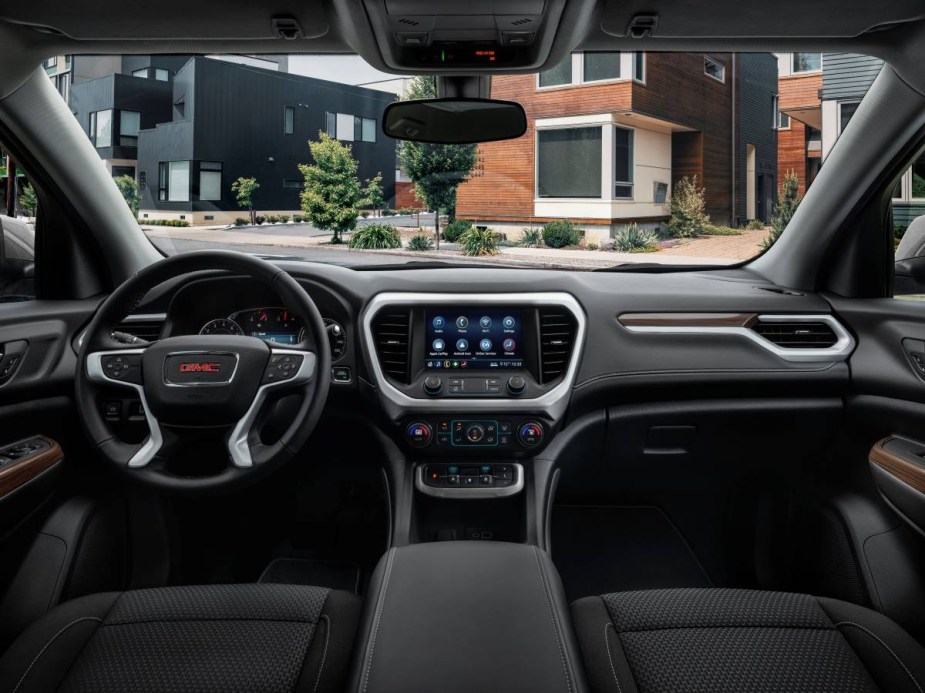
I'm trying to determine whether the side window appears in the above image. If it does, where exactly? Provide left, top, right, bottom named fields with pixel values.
left=0, top=159, right=36, bottom=302
left=893, top=150, right=925, bottom=299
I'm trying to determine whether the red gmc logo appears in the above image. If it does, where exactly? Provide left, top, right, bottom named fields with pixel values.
left=178, top=362, right=222, bottom=373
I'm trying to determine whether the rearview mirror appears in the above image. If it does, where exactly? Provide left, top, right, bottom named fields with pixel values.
left=383, top=98, right=527, bottom=144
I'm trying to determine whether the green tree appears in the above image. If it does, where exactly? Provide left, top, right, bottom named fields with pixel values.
left=232, top=177, right=260, bottom=224
left=763, top=170, right=802, bottom=250
left=665, top=176, right=710, bottom=238
left=362, top=172, right=386, bottom=217
left=18, top=183, right=37, bottom=217
left=113, top=175, right=139, bottom=217
left=299, top=132, right=362, bottom=244
left=397, top=76, right=478, bottom=248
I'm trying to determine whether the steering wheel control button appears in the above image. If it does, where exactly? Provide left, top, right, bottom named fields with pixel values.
left=262, top=353, right=305, bottom=384
left=101, top=353, right=143, bottom=384
left=517, top=421, right=544, bottom=448
left=406, top=422, right=433, bottom=448
left=423, top=376, right=443, bottom=395
left=507, top=376, right=526, bottom=395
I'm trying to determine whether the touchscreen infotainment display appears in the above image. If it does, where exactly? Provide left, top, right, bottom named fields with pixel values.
left=425, top=308, right=523, bottom=370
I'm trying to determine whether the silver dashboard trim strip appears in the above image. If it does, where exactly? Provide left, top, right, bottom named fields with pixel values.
left=414, top=463, right=525, bottom=499
left=360, top=292, right=586, bottom=418
left=621, top=314, right=855, bottom=363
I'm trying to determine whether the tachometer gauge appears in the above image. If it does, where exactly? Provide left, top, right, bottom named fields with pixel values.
left=199, top=318, right=243, bottom=336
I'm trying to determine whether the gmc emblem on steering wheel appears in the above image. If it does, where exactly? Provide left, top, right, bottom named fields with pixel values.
left=179, top=362, right=222, bottom=373
left=164, top=352, right=239, bottom=386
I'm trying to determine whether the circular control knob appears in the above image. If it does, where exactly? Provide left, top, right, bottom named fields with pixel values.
left=517, top=421, right=544, bottom=448
left=405, top=422, right=433, bottom=448
left=507, top=376, right=526, bottom=395
left=466, top=424, right=485, bottom=443
left=423, top=376, right=443, bottom=396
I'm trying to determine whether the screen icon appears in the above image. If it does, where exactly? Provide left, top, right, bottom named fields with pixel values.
left=456, top=316, right=469, bottom=329
left=456, top=339, right=469, bottom=351
left=432, top=339, right=445, bottom=351
left=502, top=316, right=516, bottom=329
left=479, top=316, right=492, bottom=328
left=503, top=338, right=516, bottom=352
left=432, top=316, right=445, bottom=329
left=480, top=338, right=493, bottom=351
left=452, top=361, right=460, bottom=368
left=443, top=360, right=451, bottom=368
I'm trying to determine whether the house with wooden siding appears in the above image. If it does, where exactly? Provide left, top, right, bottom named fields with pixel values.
left=775, top=53, right=823, bottom=196
left=455, top=52, right=778, bottom=243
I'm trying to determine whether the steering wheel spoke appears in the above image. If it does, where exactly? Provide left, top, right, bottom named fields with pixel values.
left=227, top=348, right=317, bottom=468
left=86, top=348, right=164, bottom=468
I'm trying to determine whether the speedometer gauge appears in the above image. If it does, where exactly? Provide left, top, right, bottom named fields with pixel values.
left=199, top=318, right=243, bottom=336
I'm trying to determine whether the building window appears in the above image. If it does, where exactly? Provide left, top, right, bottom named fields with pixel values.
left=154, top=68, right=169, bottom=82
left=355, top=117, right=377, bottom=143
left=56, top=73, right=70, bottom=102
left=654, top=182, right=669, bottom=204
left=614, top=126, right=634, bottom=199
left=538, top=57, right=573, bottom=88
left=132, top=68, right=148, bottom=79
left=704, top=56, right=726, bottom=83
left=792, top=53, right=822, bottom=73
left=537, top=127, right=602, bottom=198
left=772, top=95, right=791, bottom=129
left=159, top=161, right=190, bottom=202
left=199, top=162, right=222, bottom=201
left=43, top=57, right=57, bottom=71
left=112, top=165, right=135, bottom=179
left=583, top=52, right=621, bottom=83
left=633, top=52, right=645, bottom=82
left=284, top=106, right=294, bottom=135
left=119, top=110, right=141, bottom=147
left=325, top=112, right=336, bottom=137
left=839, top=101, right=860, bottom=134
left=912, top=154, right=925, bottom=200
left=283, top=179, right=305, bottom=190
left=89, top=109, right=113, bottom=148
left=336, top=113, right=355, bottom=141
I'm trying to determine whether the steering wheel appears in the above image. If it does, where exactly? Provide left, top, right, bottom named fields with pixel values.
left=76, top=250, right=331, bottom=493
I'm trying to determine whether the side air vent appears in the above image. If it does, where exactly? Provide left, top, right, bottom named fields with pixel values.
left=510, top=17, right=533, bottom=25
left=372, top=309, right=411, bottom=383
left=751, top=321, right=838, bottom=348
left=114, top=315, right=165, bottom=342
left=539, top=309, right=577, bottom=383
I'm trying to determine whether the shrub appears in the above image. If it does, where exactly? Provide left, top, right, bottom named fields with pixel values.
left=265, top=214, right=279, bottom=224
left=459, top=227, right=499, bottom=256
left=746, top=219, right=765, bottom=230
left=542, top=220, right=581, bottom=248
left=763, top=170, right=802, bottom=250
left=348, top=223, right=401, bottom=249
left=520, top=227, right=543, bottom=247
left=587, top=242, right=599, bottom=251
left=234, top=218, right=248, bottom=226
left=666, top=176, right=710, bottom=238
left=254, top=215, right=266, bottom=225
left=704, top=224, right=743, bottom=236
left=407, top=233, right=434, bottom=251
left=292, top=214, right=303, bottom=223
left=613, top=224, right=659, bottom=252
left=443, top=219, right=473, bottom=243
left=895, top=224, right=908, bottom=241
left=279, top=214, right=290, bottom=223
left=360, top=210, right=370, bottom=218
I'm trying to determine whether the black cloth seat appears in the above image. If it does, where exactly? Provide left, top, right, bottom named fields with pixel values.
left=0, top=583, right=361, bottom=693
left=572, top=587, right=925, bottom=693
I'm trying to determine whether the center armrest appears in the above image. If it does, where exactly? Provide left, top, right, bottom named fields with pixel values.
left=350, top=541, right=587, bottom=693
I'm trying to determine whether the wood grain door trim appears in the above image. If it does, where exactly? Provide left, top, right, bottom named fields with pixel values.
left=618, top=313, right=758, bottom=328
left=869, top=437, right=925, bottom=494
left=0, top=437, right=63, bottom=499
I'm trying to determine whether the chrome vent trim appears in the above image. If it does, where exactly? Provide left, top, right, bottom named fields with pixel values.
left=751, top=321, right=838, bottom=348
left=114, top=313, right=166, bottom=342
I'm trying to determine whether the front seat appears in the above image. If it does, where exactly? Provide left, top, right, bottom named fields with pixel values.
left=571, top=588, right=925, bottom=692
left=0, top=583, right=360, bottom=693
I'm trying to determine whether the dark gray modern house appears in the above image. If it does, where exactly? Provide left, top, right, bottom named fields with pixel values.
left=735, top=53, right=779, bottom=226
left=59, top=55, right=397, bottom=224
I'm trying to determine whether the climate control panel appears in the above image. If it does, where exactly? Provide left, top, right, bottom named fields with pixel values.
left=403, top=417, right=547, bottom=454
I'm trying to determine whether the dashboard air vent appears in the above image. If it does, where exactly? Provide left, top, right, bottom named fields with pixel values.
left=539, top=309, right=577, bottom=383
left=113, top=315, right=165, bottom=342
left=751, top=321, right=838, bottom=348
left=372, top=309, right=411, bottom=382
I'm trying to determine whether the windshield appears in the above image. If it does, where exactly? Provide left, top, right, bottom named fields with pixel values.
left=40, top=51, right=881, bottom=269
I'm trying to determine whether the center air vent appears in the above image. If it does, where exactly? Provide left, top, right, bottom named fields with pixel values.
left=114, top=315, right=165, bottom=342
left=751, top=321, right=838, bottom=348
left=372, top=309, right=411, bottom=383
left=539, top=309, right=577, bottom=383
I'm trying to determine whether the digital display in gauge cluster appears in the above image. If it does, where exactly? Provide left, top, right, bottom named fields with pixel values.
left=230, top=308, right=304, bottom=345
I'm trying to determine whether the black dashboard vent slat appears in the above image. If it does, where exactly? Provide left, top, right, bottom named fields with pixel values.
left=751, top=321, right=838, bottom=348
left=372, top=309, right=411, bottom=383
left=114, top=317, right=164, bottom=342
left=539, top=309, right=577, bottom=383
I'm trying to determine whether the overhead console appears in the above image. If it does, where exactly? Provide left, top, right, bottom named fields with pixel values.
left=357, top=0, right=569, bottom=71
left=361, top=292, right=585, bottom=455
